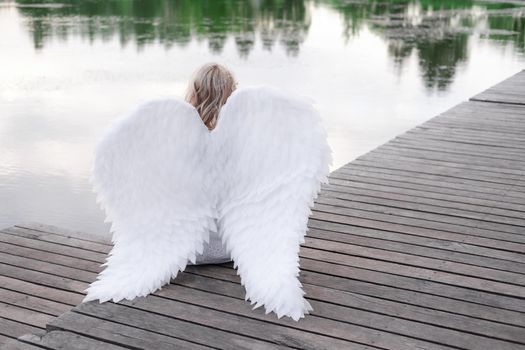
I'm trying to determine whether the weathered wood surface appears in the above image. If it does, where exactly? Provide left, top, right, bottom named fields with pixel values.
left=471, top=69, right=525, bottom=105
left=1, top=70, right=525, bottom=349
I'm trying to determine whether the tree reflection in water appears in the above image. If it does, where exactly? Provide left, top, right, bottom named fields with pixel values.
left=15, top=0, right=311, bottom=57
left=13, top=0, right=525, bottom=90
left=322, top=0, right=525, bottom=90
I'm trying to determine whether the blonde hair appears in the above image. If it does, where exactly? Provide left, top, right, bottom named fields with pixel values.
left=185, top=63, right=237, bottom=130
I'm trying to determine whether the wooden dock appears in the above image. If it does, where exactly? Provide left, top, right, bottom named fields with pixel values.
left=1, top=70, right=525, bottom=349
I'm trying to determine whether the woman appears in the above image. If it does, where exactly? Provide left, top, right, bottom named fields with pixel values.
left=84, top=62, right=332, bottom=321
left=185, top=63, right=237, bottom=264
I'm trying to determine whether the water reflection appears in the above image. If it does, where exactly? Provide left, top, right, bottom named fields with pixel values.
left=323, top=0, right=525, bottom=90
left=13, top=0, right=525, bottom=90
left=15, top=0, right=311, bottom=57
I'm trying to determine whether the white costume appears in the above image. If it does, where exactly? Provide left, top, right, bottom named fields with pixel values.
left=83, top=86, right=332, bottom=321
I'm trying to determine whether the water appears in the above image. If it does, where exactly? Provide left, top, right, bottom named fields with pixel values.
left=1, top=0, right=524, bottom=236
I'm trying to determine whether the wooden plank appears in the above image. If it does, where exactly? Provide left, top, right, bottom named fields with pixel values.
left=403, top=129, right=525, bottom=150
left=312, top=203, right=525, bottom=247
left=416, top=121, right=525, bottom=141
left=6, top=231, right=520, bottom=334
left=79, top=298, right=365, bottom=350
left=436, top=115, right=525, bottom=128
left=334, top=167, right=525, bottom=203
left=328, top=175, right=525, bottom=219
left=472, top=93, right=525, bottom=105
left=372, top=146, right=525, bottom=172
left=371, top=148, right=523, bottom=176
left=0, top=338, right=44, bottom=350
left=15, top=222, right=111, bottom=246
left=472, top=94, right=525, bottom=105
left=398, top=131, right=525, bottom=153
left=15, top=219, right=525, bottom=297
left=188, top=265, right=525, bottom=328
left=382, top=144, right=525, bottom=174
left=170, top=272, right=525, bottom=348
left=16, top=216, right=515, bottom=281
left=419, top=111, right=525, bottom=129
left=311, top=210, right=525, bottom=254
left=0, top=276, right=80, bottom=306
left=317, top=190, right=525, bottom=231
left=360, top=153, right=525, bottom=184
left=0, top=240, right=102, bottom=274
left=322, top=179, right=525, bottom=214
left=333, top=162, right=525, bottom=197
left=424, top=103, right=525, bottom=132
left=0, top=251, right=97, bottom=283
left=327, top=174, right=525, bottom=208
left=442, top=100, right=525, bottom=121
left=403, top=102, right=525, bottom=138
left=9, top=223, right=524, bottom=346
left=0, top=262, right=87, bottom=295
left=7, top=224, right=525, bottom=306
left=0, top=318, right=39, bottom=341
left=368, top=144, right=525, bottom=173
left=0, top=302, right=53, bottom=329
left=388, top=138, right=525, bottom=165
left=360, top=151, right=525, bottom=178
left=299, top=258, right=525, bottom=312
left=19, top=330, right=128, bottom=350
left=158, top=283, right=520, bottom=350
left=71, top=302, right=291, bottom=350
left=0, top=237, right=466, bottom=346
left=429, top=104, right=525, bottom=122
left=5, top=225, right=111, bottom=253
left=0, top=231, right=106, bottom=263
left=315, top=193, right=525, bottom=237
left=0, top=289, right=69, bottom=316
left=0, top=242, right=388, bottom=348
left=348, top=158, right=525, bottom=192
left=472, top=70, right=525, bottom=104
left=48, top=311, right=214, bottom=350
left=330, top=170, right=525, bottom=208
left=322, top=182, right=525, bottom=223
left=124, top=292, right=445, bottom=349
left=300, top=249, right=525, bottom=299
left=0, top=335, right=13, bottom=347
left=303, top=237, right=525, bottom=286
left=306, top=227, right=525, bottom=274
left=425, top=119, right=525, bottom=136
left=11, top=212, right=525, bottom=284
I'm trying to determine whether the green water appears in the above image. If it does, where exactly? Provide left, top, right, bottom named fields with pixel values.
left=1, top=0, right=524, bottom=235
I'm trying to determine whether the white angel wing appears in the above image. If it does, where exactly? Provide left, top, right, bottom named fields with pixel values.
left=83, top=98, right=217, bottom=303
left=213, top=87, right=332, bottom=321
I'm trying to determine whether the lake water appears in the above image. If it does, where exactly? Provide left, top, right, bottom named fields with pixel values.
left=1, top=0, right=524, bottom=236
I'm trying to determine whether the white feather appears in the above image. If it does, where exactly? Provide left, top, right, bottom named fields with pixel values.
left=213, top=87, right=332, bottom=321
left=84, top=87, right=332, bottom=321
left=83, top=98, right=216, bottom=303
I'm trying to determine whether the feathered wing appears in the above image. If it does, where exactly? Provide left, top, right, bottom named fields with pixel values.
left=213, top=87, right=333, bottom=321
left=83, top=98, right=216, bottom=303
